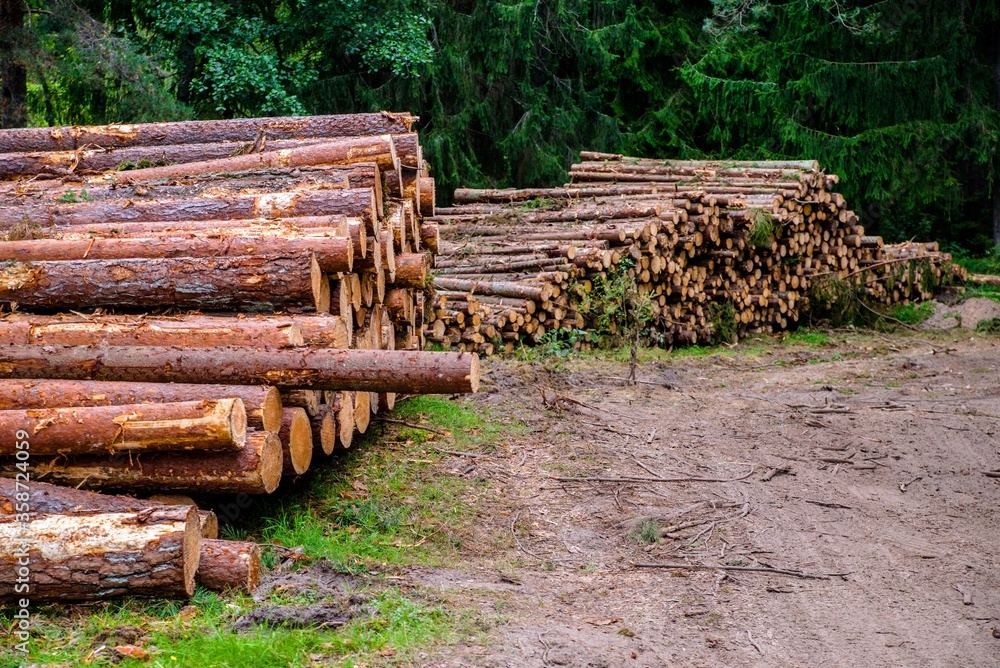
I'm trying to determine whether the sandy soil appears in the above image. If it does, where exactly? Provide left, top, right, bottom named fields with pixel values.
left=416, top=332, right=1000, bottom=667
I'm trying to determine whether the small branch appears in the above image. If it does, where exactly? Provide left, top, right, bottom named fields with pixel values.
left=554, top=466, right=756, bottom=485
left=633, top=562, right=845, bottom=580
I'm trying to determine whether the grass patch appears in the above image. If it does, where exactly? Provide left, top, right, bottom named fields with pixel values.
left=628, top=519, right=660, bottom=545
left=887, top=301, right=934, bottom=325
left=783, top=330, right=830, bottom=346
left=2, top=395, right=519, bottom=667
left=974, top=318, right=1000, bottom=334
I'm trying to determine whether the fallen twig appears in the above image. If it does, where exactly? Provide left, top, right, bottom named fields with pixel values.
left=633, top=562, right=845, bottom=580
left=760, top=467, right=790, bottom=482
left=805, top=499, right=852, bottom=509
left=553, top=467, right=756, bottom=485
left=747, top=630, right=763, bottom=654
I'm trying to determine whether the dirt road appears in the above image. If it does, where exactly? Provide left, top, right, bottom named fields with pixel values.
left=419, top=332, right=1000, bottom=667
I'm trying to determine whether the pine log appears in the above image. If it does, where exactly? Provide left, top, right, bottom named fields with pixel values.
left=281, top=390, right=322, bottom=417
left=0, top=380, right=282, bottom=432
left=392, top=253, right=429, bottom=288
left=0, top=506, right=200, bottom=601
left=418, top=177, right=435, bottom=216
left=0, top=236, right=354, bottom=273
left=293, top=315, right=351, bottom=349
left=0, top=399, right=246, bottom=455
left=33, top=216, right=353, bottom=240
left=279, top=408, right=313, bottom=475
left=0, top=189, right=377, bottom=228
left=0, top=253, right=327, bottom=312
left=0, top=345, right=481, bottom=394
left=0, top=112, right=415, bottom=152
left=333, top=391, right=354, bottom=450
left=115, top=136, right=397, bottom=182
left=197, top=539, right=261, bottom=593
left=433, top=277, right=554, bottom=301
left=11, top=430, right=283, bottom=494
left=312, top=408, right=337, bottom=456
left=0, top=314, right=305, bottom=348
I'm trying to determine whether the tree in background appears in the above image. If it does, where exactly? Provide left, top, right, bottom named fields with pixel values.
left=0, top=0, right=27, bottom=128
left=683, top=0, right=1000, bottom=252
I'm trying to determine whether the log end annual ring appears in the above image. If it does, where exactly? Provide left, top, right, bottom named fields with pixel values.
left=468, top=353, right=481, bottom=394
left=282, top=408, right=313, bottom=475
left=228, top=398, right=248, bottom=448
left=261, top=387, right=283, bottom=433
left=259, top=432, right=283, bottom=494
left=336, top=391, right=354, bottom=450
left=316, top=409, right=336, bottom=456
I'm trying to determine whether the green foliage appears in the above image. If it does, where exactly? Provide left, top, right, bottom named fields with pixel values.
left=707, top=302, right=737, bottom=344
left=579, top=259, right=654, bottom=345
left=807, top=276, right=860, bottom=327
left=974, top=318, right=1000, bottom=334
left=55, top=188, right=93, bottom=204
left=537, top=327, right=591, bottom=357
left=686, top=0, right=1000, bottom=251
left=887, top=301, right=935, bottom=325
left=746, top=209, right=775, bottom=248
left=628, top=519, right=660, bottom=545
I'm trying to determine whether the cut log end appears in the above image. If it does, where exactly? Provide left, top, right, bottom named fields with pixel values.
left=261, top=386, right=284, bottom=433
left=228, top=398, right=248, bottom=448
left=280, top=407, right=313, bottom=475
left=336, top=391, right=355, bottom=449
left=182, top=506, right=202, bottom=596
left=314, top=409, right=336, bottom=456
left=258, top=431, right=283, bottom=494
left=196, top=538, right=261, bottom=593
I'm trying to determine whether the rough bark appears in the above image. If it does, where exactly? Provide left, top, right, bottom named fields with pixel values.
left=0, top=253, right=325, bottom=312
left=0, top=314, right=306, bottom=348
left=0, top=235, right=353, bottom=273
left=0, top=344, right=479, bottom=394
left=10, top=430, right=283, bottom=494
left=392, top=253, right=429, bottom=288
left=432, top=277, right=553, bottom=301
left=196, top=539, right=261, bottom=593
left=0, top=112, right=416, bottom=152
left=0, top=188, right=377, bottom=228
left=0, top=379, right=282, bottom=432
left=418, top=177, right=435, bottom=216
left=32, top=216, right=352, bottom=239
left=0, top=399, right=246, bottom=455
left=0, top=506, right=200, bottom=601
left=115, top=136, right=397, bottom=183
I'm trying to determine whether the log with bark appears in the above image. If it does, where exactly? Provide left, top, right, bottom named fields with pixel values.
left=0, top=112, right=416, bottom=153
left=0, top=399, right=246, bottom=455
left=0, top=253, right=329, bottom=312
left=0, top=235, right=354, bottom=273
left=197, top=539, right=261, bottom=593
left=0, top=505, right=200, bottom=601
left=8, top=430, right=283, bottom=494
left=0, top=379, right=282, bottom=432
left=0, top=345, right=480, bottom=394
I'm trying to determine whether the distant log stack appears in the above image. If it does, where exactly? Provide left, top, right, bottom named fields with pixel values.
left=0, top=113, right=468, bottom=601
left=424, top=153, right=963, bottom=353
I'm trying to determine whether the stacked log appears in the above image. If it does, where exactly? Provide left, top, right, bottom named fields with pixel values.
left=0, top=113, right=465, bottom=600
left=425, top=153, right=962, bottom=352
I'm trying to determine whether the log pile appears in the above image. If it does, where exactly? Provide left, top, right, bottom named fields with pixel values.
left=425, top=152, right=963, bottom=353
left=0, top=113, right=467, bottom=600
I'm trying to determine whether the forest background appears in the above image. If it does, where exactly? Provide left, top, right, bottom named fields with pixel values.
left=0, top=0, right=998, bottom=255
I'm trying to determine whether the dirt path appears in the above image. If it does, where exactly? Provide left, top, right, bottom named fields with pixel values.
left=418, top=333, right=1000, bottom=667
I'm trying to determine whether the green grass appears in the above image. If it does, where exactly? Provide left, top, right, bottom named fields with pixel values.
left=0, top=396, right=518, bottom=668
left=886, top=301, right=935, bottom=325
left=783, top=330, right=831, bottom=346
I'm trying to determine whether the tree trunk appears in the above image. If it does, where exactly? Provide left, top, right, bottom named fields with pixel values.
left=392, top=253, right=429, bottom=288
left=0, top=379, right=282, bottom=432
left=24, top=217, right=351, bottom=240
left=0, top=112, right=416, bottom=152
left=994, top=24, right=1000, bottom=249
left=0, top=235, right=353, bottom=273
left=0, top=314, right=307, bottom=348
left=279, top=407, right=313, bottom=475
left=0, top=188, right=377, bottom=228
left=0, top=399, right=246, bottom=455
left=432, top=277, right=553, bottom=301
left=0, top=0, right=26, bottom=130
left=116, top=136, right=396, bottom=183
left=11, top=430, right=283, bottom=494
left=0, top=506, right=200, bottom=601
left=0, top=253, right=327, bottom=312
left=197, top=539, right=261, bottom=593
left=0, top=344, right=480, bottom=393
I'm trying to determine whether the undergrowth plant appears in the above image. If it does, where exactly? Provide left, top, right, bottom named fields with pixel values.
left=747, top=209, right=776, bottom=248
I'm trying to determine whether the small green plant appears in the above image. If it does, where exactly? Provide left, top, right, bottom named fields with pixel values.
left=707, top=302, right=737, bottom=344
left=975, top=317, right=1000, bottom=334
left=747, top=209, right=776, bottom=248
left=807, top=275, right=860, bottom=326
left=538, top=327, right=588, bottom=357
left=56, top=188, right=93, bottom=203
left=517, top=197, right=555, bottom=210
left=115, top=158, right=170, bottom=171
left=887, top=301, right=934, bottom=325
left=628, top=519, right=660, bottom=545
